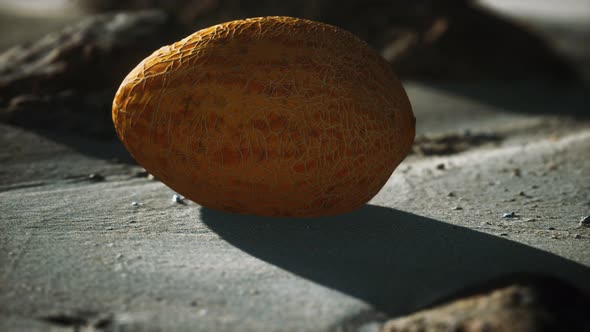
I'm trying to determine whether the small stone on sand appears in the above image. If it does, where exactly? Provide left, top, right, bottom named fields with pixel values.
left=89, top=173, right=105, bottom=182
left=172, top=194, right=185, bottom=204
left=502, top=212, right=517, bottom=218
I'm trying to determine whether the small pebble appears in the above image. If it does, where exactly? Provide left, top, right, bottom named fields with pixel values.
left=574, top=234, right=582, bottom=239
left=89, top=173, right=105, bottom=182
left=436, top=163, right=445, bottom=170
left=531, top=185, right=539, bottom=189
left=580, top=216, right=590, bottom=227
left=190, top=300, right=198, bottom=307
left=106, top=226, right=114, bottom=230
left=500, top=233, right=508, bottom=236
left=512, top=168, right=521, bottom=177
left=518, top=191, right=526, bottom=196
left=115, top=253, right=123, bottom=259
left=135, top=169, right=149, bottom=177
left=452, top=206, right=463, bottom=211
left=131, top=201, right=143, bottom=207
left=547, top=227, right=556, bottom=230
left=172, top=194, right=184, bottom=204
left=524, top=218, right=536, bottom=222
left=551, top=235, right=558, bottom=239
left=502, top=212, right=517, bottom=218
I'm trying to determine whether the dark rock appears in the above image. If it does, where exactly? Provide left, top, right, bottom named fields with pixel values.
left=382, top=4, right=581, bottom=82
left=2, top=90, right=115, bottom=139
left=88, top=173, right=105, bottom=182
left=2, top=2, right=581, bottom=138
left=40, top=310, right=113, bottom=330
left=0, top=10, right=185, bottom=139
left=75, top=0, right=581, bottom=82
left=413, top=132, right=503, bottom=156
left=502, top=212, right=517, bottom=219
left=134, top=169, right=149, bottom=178
left=381, top=276, right=590, bottom=332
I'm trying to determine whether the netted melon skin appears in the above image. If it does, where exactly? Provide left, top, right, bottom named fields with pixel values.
left=113, top=16, right=415, bottom=217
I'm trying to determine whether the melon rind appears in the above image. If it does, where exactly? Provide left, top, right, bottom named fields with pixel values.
left=113, top=16, right=415, bottom=217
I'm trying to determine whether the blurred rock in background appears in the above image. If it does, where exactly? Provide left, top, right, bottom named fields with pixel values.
left=0, top=10, right=185, bottom=138
left=72, top=0, right=581, bottom=81
left=0, top=0, right=586, bottom=139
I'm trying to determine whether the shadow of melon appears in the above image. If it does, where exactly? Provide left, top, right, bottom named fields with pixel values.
left=201, top=204, right=590, bottom=316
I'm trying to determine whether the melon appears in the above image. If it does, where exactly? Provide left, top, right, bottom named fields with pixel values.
left=112, top=16, right=415, bottom=217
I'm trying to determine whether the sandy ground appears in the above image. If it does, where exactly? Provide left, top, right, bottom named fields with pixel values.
left=1, top=1, right=590, bottom=331
left=1, top=83, right=589, bottom=331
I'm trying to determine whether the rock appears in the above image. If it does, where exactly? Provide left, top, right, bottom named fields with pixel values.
left=88, top=173, right=105, bottom=182
left=74, top=0, right=580, bottom=82
left=413, top=132, right=503, bottom=156
left=503, top=212, right=517, bottom=219
left=382, top=3, right=581, bottom=82
left=0, top=10, right=185, bottom=139
left=40, top=311, right=113, bottom=330
left=1, top=1, right=582, bottom=139
left=381, top=276, right=590, bottom=332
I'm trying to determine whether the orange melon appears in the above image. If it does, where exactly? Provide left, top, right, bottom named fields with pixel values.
left=112, top=16, right=415, bottom=217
